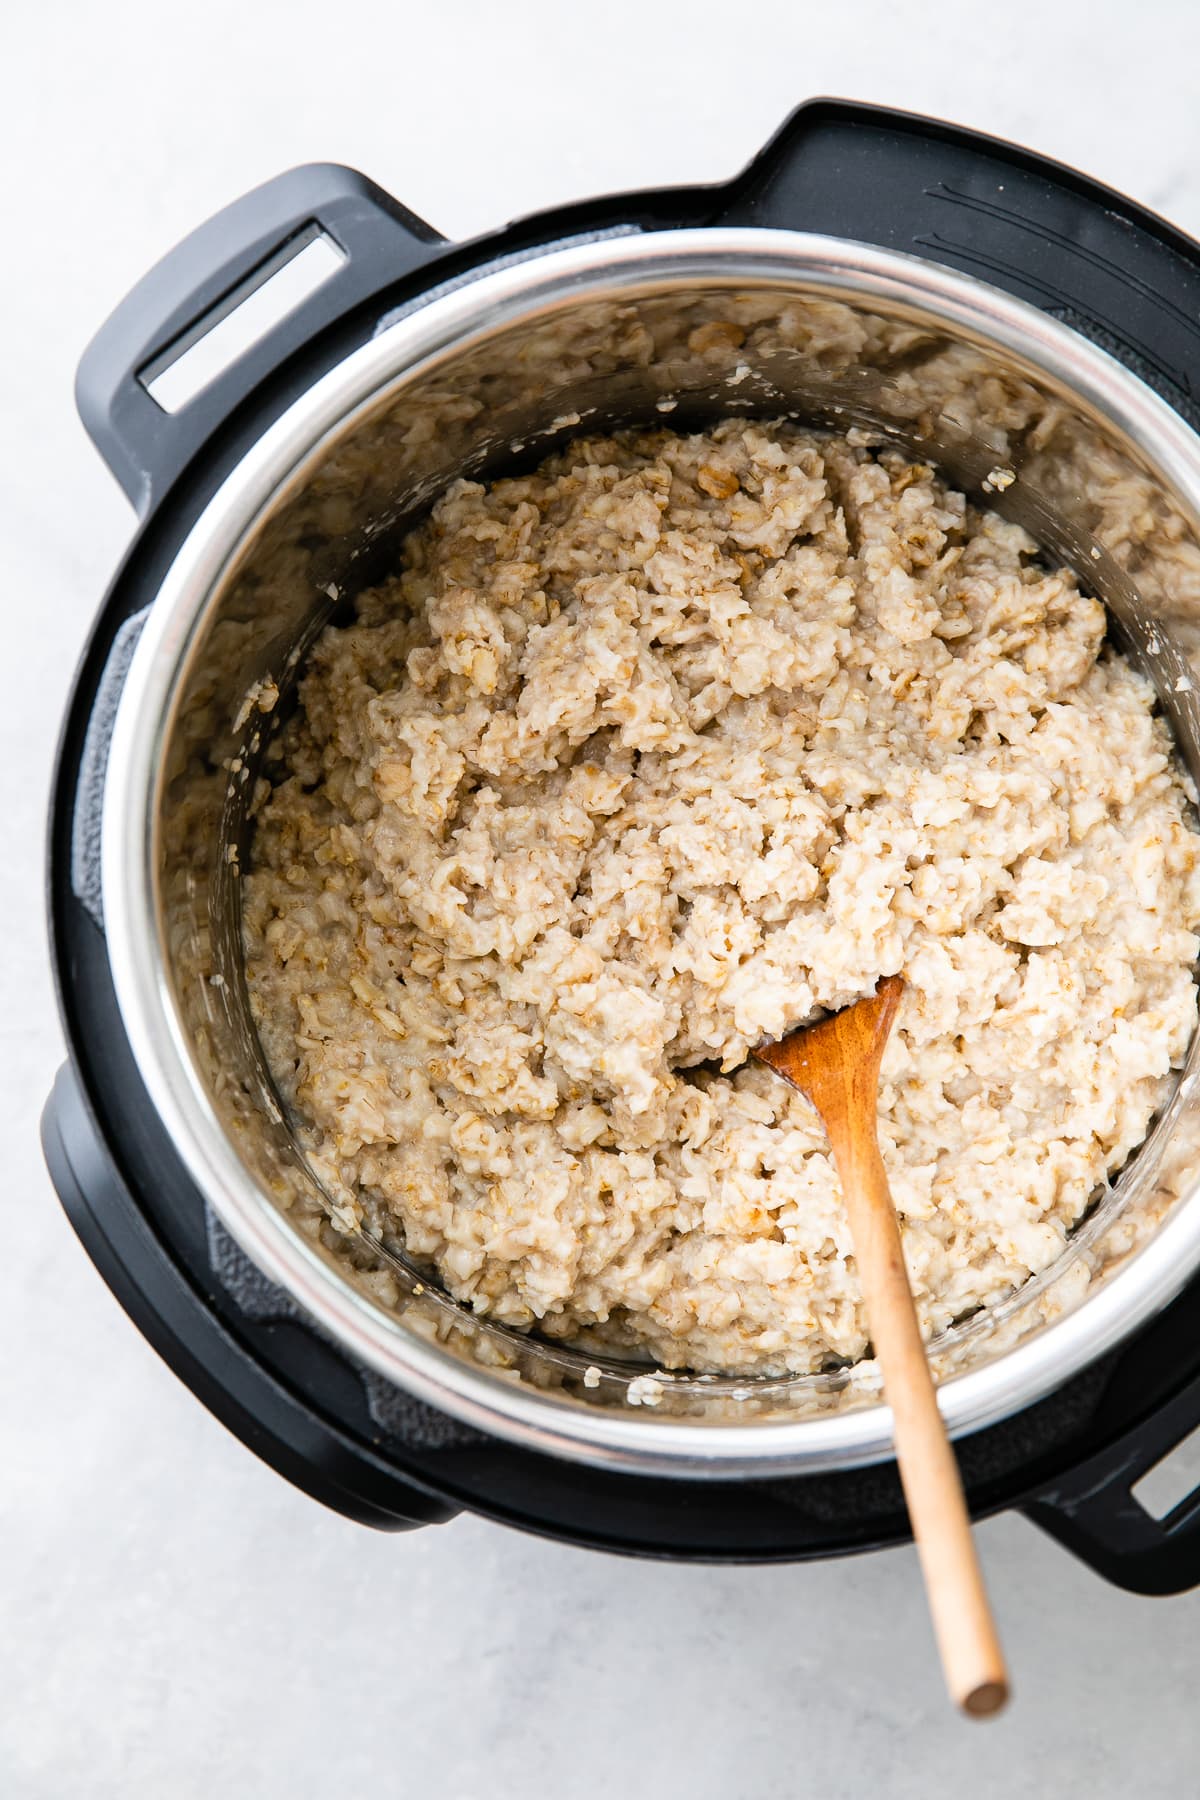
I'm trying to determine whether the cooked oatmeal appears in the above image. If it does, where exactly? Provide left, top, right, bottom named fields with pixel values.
left=242, top=422, right=1200, bottom=1375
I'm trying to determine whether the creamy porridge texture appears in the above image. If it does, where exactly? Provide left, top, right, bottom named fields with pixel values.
left=242, top=422, right=1200, bottom=1375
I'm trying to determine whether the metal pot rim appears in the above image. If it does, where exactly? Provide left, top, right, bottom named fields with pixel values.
left=101, top=226, right=1200, bottom=1478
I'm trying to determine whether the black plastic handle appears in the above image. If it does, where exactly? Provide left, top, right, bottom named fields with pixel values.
left=715, top=100, right=1200, bottom=422
left=42, top=1061, right=458, bottom=1532
left=1025, top=1366, right=1200, bottom=1596
left=76, top=163, right=446, bottom=515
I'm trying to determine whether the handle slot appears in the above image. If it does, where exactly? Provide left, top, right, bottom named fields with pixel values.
left=141, top=225, right=345, bottom=414
left=1132, top=1421, right=1200, bottom=1522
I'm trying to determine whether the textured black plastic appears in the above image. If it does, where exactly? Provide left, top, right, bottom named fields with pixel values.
left=41, top=1063, right=458, bottom=1533
left=1026, top=1341, right=1200, bottom=1596
left=712, top=100, right=1200, bottom=416
left=44, top=99, right=1200, bottom=1581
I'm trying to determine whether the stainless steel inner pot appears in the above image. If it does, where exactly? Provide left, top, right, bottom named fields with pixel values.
left=101, top=229, right=1200, bottom=1477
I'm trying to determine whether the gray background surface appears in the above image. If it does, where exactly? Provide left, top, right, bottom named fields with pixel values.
left=5, top=2, right=1200, bottom=1792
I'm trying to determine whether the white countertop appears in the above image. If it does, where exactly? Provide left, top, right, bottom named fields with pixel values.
left=6, top=1, right=1200, bottom=1791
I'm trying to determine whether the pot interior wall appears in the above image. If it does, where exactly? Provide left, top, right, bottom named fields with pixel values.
left=155, top=263, right=1200, bottom=1426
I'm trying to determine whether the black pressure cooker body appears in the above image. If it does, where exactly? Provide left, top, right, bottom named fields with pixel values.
left=43, top=101, right=1200, bottom=1587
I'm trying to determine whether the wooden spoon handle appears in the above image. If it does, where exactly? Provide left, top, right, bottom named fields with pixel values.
left=830, top=1117, right=1009, bottom=1717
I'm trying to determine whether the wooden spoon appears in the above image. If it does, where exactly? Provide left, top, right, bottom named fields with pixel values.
left=753, top=975, right=1009, bottom=1718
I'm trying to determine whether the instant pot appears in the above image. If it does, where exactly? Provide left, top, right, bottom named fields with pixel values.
left=43, top=99, right=1200, bottom=1588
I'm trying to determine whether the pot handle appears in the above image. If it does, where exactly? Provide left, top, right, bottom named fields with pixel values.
left=76, top=164, right=446, bottom=516
left=1024, top=1369, right=1200, bottom=1595
left=42, top=1061, right=458, bottom=1531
